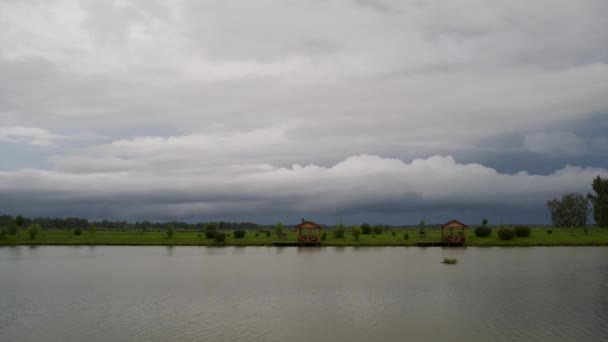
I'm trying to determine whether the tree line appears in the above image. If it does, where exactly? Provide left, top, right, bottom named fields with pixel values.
left=0, top=215, right=262, bottom=232
left=547, top=175, right=608, bottom=228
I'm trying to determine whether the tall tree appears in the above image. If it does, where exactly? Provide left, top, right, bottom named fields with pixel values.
left=546, top=193, right=590, bottom=227
left=587, top=175, right=608, bottom=228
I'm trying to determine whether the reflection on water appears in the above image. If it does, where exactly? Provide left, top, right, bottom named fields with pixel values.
left=1, top=246, right=608, bottom=342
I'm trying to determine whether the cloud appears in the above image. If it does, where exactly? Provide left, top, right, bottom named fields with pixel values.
left=0, top=0, right=607, bottom=222
left=0, top=154, right=605, bottom=223
left=523, top=131, right=586, bottom=155
left=0, top=126, right=60, bottom=146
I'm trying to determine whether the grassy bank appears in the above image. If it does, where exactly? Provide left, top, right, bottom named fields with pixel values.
left=1, top=227, right=608, bottom=246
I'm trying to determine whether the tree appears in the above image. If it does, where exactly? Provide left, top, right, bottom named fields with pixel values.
left=372, top=224, right=383, bottom=235
left=88, top=224, right=97, bottom=234
left=7, top=221, right=18, bottom=235
left=361, top=223, right=371, bottom=235
left=418, top=220, right=426, bottom=234
left=546, top=193, right=590, bottom=227
left=204, top=222, right=217, bottom=239
left=276, top=222, right=284, bottom=235
left=15, top=214, right=24, bottom=229
left=482, top=218, right=488, bottom=226
left=166, top=223, right=175, bottom=238
left=333, top=224, right=345, bottom=238
left=351, top=226, right=362, bottom=241
left=28, top=224, right=40, bottom=240
left=588, top=175, right=608, bottom=228
left=0, top=227, right=7, bottom=239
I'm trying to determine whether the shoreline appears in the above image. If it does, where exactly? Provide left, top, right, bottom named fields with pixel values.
left=2, top=228, right=607, bottom=247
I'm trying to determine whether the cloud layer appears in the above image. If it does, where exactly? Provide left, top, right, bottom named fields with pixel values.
left=0, top=0, right=607, bottom=223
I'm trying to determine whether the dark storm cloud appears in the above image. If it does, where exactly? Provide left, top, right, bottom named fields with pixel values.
left=0, top=0, right=607, bottom=224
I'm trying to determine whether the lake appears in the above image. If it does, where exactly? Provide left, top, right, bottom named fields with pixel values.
left=1, top=246, right=607, bottom=341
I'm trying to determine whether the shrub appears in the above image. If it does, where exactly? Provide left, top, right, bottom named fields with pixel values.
left=28, top=224, right=40, bottom=240
left=0, top=227, right=8, bottom=239
left=266, top=231, right=271, bottom=237
left=233, top=229, right=246, bottom=238
left=205, top=230, right=216, bottom=239
left=474, top=226, right=492, bottom=237
left=404, top=232, right=409, bottom=240
left=255, top=233, right=259, bottom=237
left=321, top=232, right=327, bottom=240
left=514, top=226, right=531, bottom=237
left=497, top=227, right=514, bottom=240
left=214, top=231, right=227, bottom=243
left=361, top=223, right=371, bottom=235
left=584, top=228, right=588, bottom=235
left=74, top=228, right=82, bottom=236
left=391, top=231, right=396, bottom=236
left=372, top=225, right=383, bottom=235
left=333, top=224, right=345, bottom=238
left=547, top=229, right=552, bottom=234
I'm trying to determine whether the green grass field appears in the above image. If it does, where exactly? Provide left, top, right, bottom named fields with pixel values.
left=1, top=227, right=608, bottom=246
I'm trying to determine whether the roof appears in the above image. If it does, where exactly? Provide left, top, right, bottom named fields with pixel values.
left=296, top=220, right=322, bottom=228
left=441, top=220, right=467, bottom=228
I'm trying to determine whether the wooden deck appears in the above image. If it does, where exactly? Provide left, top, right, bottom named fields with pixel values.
left=271, top=241, right=320, bottom=247
left=415, top=241, right=465, bottom=247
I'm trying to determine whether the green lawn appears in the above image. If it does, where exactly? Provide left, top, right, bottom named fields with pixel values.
left=1, top=227, right=608, bottom=246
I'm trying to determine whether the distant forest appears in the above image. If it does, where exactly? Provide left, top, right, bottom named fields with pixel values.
left=0, top=214, right=264, bottom=231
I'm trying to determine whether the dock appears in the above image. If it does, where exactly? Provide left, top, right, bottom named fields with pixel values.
left=271, top=241, right=320, bottom=247
left=415, top=241, right=465, bottom=247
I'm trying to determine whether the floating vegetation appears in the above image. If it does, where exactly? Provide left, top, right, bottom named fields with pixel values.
left=442, top=258, right=457, bottom=264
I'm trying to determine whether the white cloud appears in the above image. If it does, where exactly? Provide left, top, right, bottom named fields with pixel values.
left=0, top=126, right=60, bottom=146
left=1, top=154, right=605, bottom=222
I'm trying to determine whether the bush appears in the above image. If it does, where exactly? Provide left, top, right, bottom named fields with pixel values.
left=74, top=228, right=82, bottom=236
left=28, top=224, right=40, bottom=240
left=361, top=223, right=371, bottom=235
left=266, top=231, right=271, bottom=237
left=404, top=232, right=409, bottom=240
left=321, top=232, right=327, bottom=240
left=214, top=231, right=227, bottom=243
left=514, top=226, right=531, bottom=237
left=333, top=224, right=345, bottom=238
left=584, top=228, right=588, bottom=235
left=205, top=230, right=216, bottom=239
left=547, top=229, right=552, bottom=234
left=391, top=231, right=396, bottom=236
left=0, top=227, right=8, bottom=239
left=497, top=227, right=514, bottom=240
left=474, top=226, right=492, bottom=237
left=233, top=229, right=246, bottom=238
left=372, top=225, right=383, bottom=235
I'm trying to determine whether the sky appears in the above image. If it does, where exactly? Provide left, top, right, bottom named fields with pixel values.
left=1, top=0, right=607, bottom=225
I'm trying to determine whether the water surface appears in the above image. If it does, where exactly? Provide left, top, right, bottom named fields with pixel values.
left=1, top=246, right=607, bottom=341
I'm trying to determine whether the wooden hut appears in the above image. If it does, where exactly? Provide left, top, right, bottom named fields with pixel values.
left=296, top=220, right=322, bottom=244
left=441, top=220, right=467, bottom=243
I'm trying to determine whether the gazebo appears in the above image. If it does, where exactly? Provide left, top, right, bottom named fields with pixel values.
left=296, top=220, right=322, bottom=244
left=441, top=220, right=467, bottom=243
